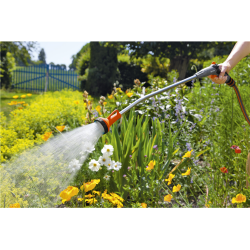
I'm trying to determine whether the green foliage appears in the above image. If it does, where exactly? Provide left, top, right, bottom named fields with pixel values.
left=86, top=42, right=118, bottom=96
left=38, top=48, right=46, bottom=64
left=0, top=42, right=37, bottom=89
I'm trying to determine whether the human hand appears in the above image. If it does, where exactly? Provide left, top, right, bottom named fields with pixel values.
left=208, top=62, right=232, bottom=84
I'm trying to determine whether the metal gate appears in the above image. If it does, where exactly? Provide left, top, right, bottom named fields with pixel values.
left=12, top=64, right=79, bottom=92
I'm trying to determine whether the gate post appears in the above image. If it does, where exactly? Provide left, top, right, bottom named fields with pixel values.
left=45, top=64, right=49, bottom=92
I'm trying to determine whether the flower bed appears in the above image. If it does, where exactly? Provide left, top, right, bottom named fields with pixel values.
left=1, top=72, right=250, bottom=208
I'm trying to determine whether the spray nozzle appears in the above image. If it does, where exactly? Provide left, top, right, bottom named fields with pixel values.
left=94, top=109, right=122, bottom=134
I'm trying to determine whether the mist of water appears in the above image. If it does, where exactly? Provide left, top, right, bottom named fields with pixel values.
left=0, top=122, right=105, bottom=207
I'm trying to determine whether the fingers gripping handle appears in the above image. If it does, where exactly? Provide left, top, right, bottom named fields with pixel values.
left=195, top=62, right=235, bottom=87
left=210, top=62, right=236, bottom=87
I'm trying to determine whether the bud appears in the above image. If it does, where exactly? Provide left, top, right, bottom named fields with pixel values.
left=134, top=79, right=141, bottom=86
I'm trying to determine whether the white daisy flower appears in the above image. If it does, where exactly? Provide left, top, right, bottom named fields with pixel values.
left=89, top=159, right=101, bottom=172
left=101, top=145, right=114, bottom=156
left=98, top=155, right=111, bottom=167
left=85, top=143, right=95, bottom=153
left=68, top=159, right=81, bottom=173
left=113, top=161, right=122, bottom=171
left=103, top=174, right=110, bottom=181
left=106, top=160, right=114, bottom=170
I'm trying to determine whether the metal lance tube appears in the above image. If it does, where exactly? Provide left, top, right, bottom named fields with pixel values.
left=119, top=75, right=197, bottom=115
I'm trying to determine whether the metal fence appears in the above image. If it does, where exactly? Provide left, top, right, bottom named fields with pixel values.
left=12, top=64, right=80, bottom=92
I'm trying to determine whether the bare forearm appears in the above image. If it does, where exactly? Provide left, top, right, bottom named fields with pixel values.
left=225, top=41, right=250, bottom=69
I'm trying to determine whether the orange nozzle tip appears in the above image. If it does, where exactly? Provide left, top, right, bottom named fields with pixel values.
left=95, top=110, right=122, bottom=134
left=107, top=109, right=122, bottom=128
left=211, top=61, right=216, bottom=65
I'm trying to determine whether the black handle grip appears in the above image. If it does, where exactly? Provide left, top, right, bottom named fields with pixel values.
left=212, top=64, right=236, bottom=87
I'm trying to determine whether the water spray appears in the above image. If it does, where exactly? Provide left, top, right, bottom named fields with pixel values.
left=2, top=62, right=249, bottom=207
left=95, top=62, right=250, bottom=133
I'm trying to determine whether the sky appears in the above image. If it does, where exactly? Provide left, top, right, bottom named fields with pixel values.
left=31, top=42, right=89, bottom=69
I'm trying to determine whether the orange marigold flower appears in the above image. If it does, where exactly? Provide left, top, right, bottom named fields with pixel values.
left=85, top=198, right=98, bottom=204
left=27, top=93, right=32, bottom=97
left=173, top=184, right=181, bottom=193
left=13, top=96, right=19, bottom=99
left=56, top=126, right=65, bottom=132
left=232, top=194, right=246, bottom=204
left=220, top=167, right=228, bottom=173
left=9, top=203, right=20, bottom=208
left=164, top=194, right=173, bottom=202
left=181, top=167, right=191, bottom=176
left=60, top=186, right=79, bottom=203
left=165, top=174, right=175, bottom=185
left=126, top=92, right=133, bottom=97
left=141, top=203, right=147, bottom=208
left=41, top=131, right=52, bottom=141
left=108, top=95, right=113, bottom=99
left=80, top=179, right=100, bottom=193
left=146, top=160, right=156, bottom=171
left=103, top=102, right=107, bottom=105
left=182, top=150, right=193, bottom=158
left=21, top=95, right=26, bottom=98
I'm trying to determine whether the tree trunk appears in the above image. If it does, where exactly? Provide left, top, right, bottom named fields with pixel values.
left=169, top=56, right=190, bottom=80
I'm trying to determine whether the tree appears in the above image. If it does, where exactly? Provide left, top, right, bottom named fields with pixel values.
left=85, top=42, right=118, bottom=96
left=122, top=42, right=236, bottom=79
left=0, top=42, right=37, bottom=89
left=38, top=48, right=46, bottom=64
left=69, top=43, right=90, bottom=71
left=60, top=64, right=66, bottom=70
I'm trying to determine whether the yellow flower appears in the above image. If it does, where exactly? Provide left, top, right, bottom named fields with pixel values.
left=110, top=193, right=124, bottom=202
left=141, top=203, right=147, bottom=208
left=182, top=150, right=193, bottom=158
left=74, top=100, right=80, bottom=104
left=23, top=104, right=28, bottom=106
left=165, top=174, right=175, bottom=185
left=13, top=96, right=19, bottom=99
left=85, top=194, right=95, bottom=198
left=8, top=101, right=18, bottom=105
left=108, top=95, right=113, bottom=99
left=103, top=102, right=107, bottom=105
left=18, top=101, right=25, bottom=104
left=205, top=201, right=212, bottom=208
left=164, top=194, right=173, bottom=202
left=146, top=160, right=156, bottom=171
left=93, top=191, right=101, bottom=196
left=116, top=88, right=121, bottom=92
left=80, top=179, right=100, bottom=192
left=232, top=194, right=246, bottom=204
left=181, top=167, right=191, bottom=176
left=18, top=107, right=23, bottom=110
left=56, top=126, right=65, bottom=132
left=60, top=186, right=79, bottom=203
left=173, top=184, right=181, bottom=193
left=41, top=131, right=52, bottom=141
left=21, top=95, right=26, bottom=98
left=78, top=198, right=84, bottom=202
left=95, top=105, right=101, bottom=115
left=27, top=93, right=32, bottom=97
left=9, top=203, right=20, bottom=208
left=126, top=92, right=133, bottom=97
left=85, top=198, right=98, bottom=204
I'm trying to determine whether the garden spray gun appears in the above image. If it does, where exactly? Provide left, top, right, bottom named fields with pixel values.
left=95, top=62, right=250, bottom=133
